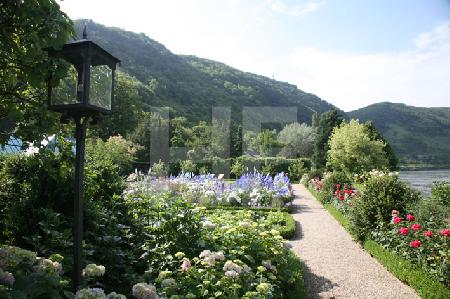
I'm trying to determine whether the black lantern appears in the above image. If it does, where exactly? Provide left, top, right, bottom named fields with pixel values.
left=45, top=27, right=120, bottom=291
left=46, top=28, right=120, bottom=116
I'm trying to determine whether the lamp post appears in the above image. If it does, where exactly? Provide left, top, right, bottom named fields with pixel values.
left=45, top=27, right=120, bottom=290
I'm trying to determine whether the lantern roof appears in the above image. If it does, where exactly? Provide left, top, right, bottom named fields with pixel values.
left=45, top=39, right=120, bottom=68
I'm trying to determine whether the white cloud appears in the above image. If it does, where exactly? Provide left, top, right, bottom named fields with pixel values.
left=287, top=22, right=450, bottom=111
left=266, top=0, right=324, bottom=17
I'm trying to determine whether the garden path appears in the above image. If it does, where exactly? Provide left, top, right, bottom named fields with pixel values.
left=289, top=184, right=419, bottom=299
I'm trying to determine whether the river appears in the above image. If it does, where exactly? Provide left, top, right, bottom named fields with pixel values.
left=399, top=169, right=450, bottom=196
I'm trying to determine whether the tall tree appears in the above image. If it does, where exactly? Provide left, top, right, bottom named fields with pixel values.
left=364, top=121, right=399, bottom=170
left=0, top=0, right=74, bottom=144
left=327, top=119, right=388, bottom=175
left=312, top=109, right=343, bottom=170
left=277, top=122, right=316, bottom=158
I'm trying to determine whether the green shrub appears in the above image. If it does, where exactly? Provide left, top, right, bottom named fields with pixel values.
left=180, top=159, right=196, bottom=173
left=151, top=159, right=166, bottom=177
left=431, top=181, right=450, bottom=206
left=350, top=175, right=421, bottom=241
left=316, top=172, right=352, bottom=204
left=231, top=158, right=245, bottom=178
left=288, top=158, right=311, bottom=182
left=408, top=198, right=449, bottom=229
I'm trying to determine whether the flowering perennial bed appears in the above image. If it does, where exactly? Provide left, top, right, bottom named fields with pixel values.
left=126, top=171, right=293, bottom=208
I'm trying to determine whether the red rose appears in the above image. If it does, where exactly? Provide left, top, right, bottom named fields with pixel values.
left=410, top=240, right=421, bottom=248
left=423, top=230, right=433, bottom=237
left=393, top=216, right=402, bottom=224
left=338, top=195, right=344, bottom=201
left=406, top=214, right=415, bottom=221
left=440, top=229, right=450, bottom=237
left=399, top=227, right=409, bottom=235
left=411, top=223, right=422, bottom=231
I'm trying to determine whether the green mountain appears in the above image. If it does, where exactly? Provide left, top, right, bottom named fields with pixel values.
left=74, top=20, right=337, bottom=125
left=348, top=102, right=450, bottom=168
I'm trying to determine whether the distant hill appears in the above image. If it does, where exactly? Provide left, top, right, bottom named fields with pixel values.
left=74, top=20, right=338, bottom=125
left=349, top=102, right=450, bottom=168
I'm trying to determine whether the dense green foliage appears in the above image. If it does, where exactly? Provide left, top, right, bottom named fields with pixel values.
left=327, top=119, right=389, bottom=176
left=277, top=122, right=315, bottom=158
left=431, top=181, right=450, bottom=206
left=349, top=102, right=450, bottom=168
left=0, top=0, right=74, bottom=144
left=312, top=109, right=343, bottom=171
left=349, top=175, right=421, bottom=241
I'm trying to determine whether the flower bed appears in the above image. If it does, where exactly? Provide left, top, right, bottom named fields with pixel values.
left=126, top=171, right=294, bottom=208
left=1, top=192, right=303, bottom=298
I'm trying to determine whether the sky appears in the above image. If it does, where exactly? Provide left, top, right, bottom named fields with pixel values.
left=57, top=0, right=450, bottom=111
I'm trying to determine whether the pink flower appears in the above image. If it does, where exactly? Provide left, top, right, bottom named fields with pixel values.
left=393, top=216, right=402, bottom=224
left=411, top=223, right=422, bottom=231
left=406, top=214, right=415, bottom=222
left=410, top=240, right=421, bottom=248
left=423, top=230, right=433, bottom=237
left=181, top=259, right=191, bottom=272
left=440, top=229, right=450, bottom=237
left=391, top=210, right=399, bottom=216
left=399, top=227, right=409, bottom=235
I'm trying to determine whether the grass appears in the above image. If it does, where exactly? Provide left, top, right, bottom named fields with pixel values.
left=305, top=184, right=450, bottom=299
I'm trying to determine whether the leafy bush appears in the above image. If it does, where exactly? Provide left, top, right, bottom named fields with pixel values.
left=431, top=181, right=450, bottom=207
left=231, top=159, right=245, bottom=178
left=350, top=175, right=421, bottom=241
left=151, top=159, right=167, bottom=177
left=180, top=159, right=196, bottom=173
left=287, top=158, right=311, bottom=182
left=86, top=135, right=139, bottom=176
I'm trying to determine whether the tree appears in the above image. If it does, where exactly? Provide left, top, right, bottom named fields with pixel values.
left=277, top=122, right=316, bottom=158
left=1, top=0, right=74, bottom=144
left=312, top=109, right=343, bottom=170
left=327, top=119, right=389, bottom=175
left=364, top=121, right=399, bottom=170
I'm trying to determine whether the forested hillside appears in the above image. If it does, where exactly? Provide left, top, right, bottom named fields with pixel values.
left=349, top=102, right=450, bottom=168
left=74, top=20, right=337, bottom=124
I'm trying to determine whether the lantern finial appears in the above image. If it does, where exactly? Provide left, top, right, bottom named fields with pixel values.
left=82, top=24, right=87, bottom=39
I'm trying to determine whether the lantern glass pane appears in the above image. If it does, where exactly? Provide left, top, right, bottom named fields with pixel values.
left=89, top=65, right=112, bottom=110
left=51, top=61, right=79, bottom=106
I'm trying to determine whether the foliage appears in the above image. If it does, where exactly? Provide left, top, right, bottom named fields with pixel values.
left=349, top=175, right=421, bottom=241
left=86, top=135, right=139, bottom=176
left=364, top=121, right=399, bottom=170
left=312, top=109, right=343, bottom=171
left=287, top=158, right=311, bottom=182
left=0, top=245, right=67, bottom=298
left=180, top=159, right=197, bottom=173
left=231, top=159, right=245, bottom=178
left=327, top=119, right=389, bottom=176
left=431, top=181, right=450, bottom=207
left=0, top=0, right=74, bottom=144
left=277, top=122, right=315, bottom=158
left=151, top=160, right=167, bottom=177
left=244, top=130, right=281, bottom=157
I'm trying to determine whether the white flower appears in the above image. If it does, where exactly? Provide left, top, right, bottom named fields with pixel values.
left=199, top=250, right=212, bottom=258
left=223, top=260, right=242, bottom=274
left=83, top=264, right=105, bottom=277
left=224, top=270, right=239, bottom=278
left=202, top=220, right=216, bottom=230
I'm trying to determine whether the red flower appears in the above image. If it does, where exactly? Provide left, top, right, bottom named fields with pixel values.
left=406, top=214, right=415, bottom=221
left=344, top=189, right=352, bottom=195
left=338, top=195, right=345, bottom=201
left=411, top=223, right=422, bottom=231
left=336, top=184, right=341, bottom=190
left=393, top=216, right=402, bottom=224
left=423, top=230, right=433, bottom=237
left=410, top=240, right=421, bottom=248
left=440, top=229, right=450, bottom=237
left=399, top=227, right=409, bottom=235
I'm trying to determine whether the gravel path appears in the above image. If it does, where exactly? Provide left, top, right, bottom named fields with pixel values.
left=290, top=184, right=420, bottom=299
